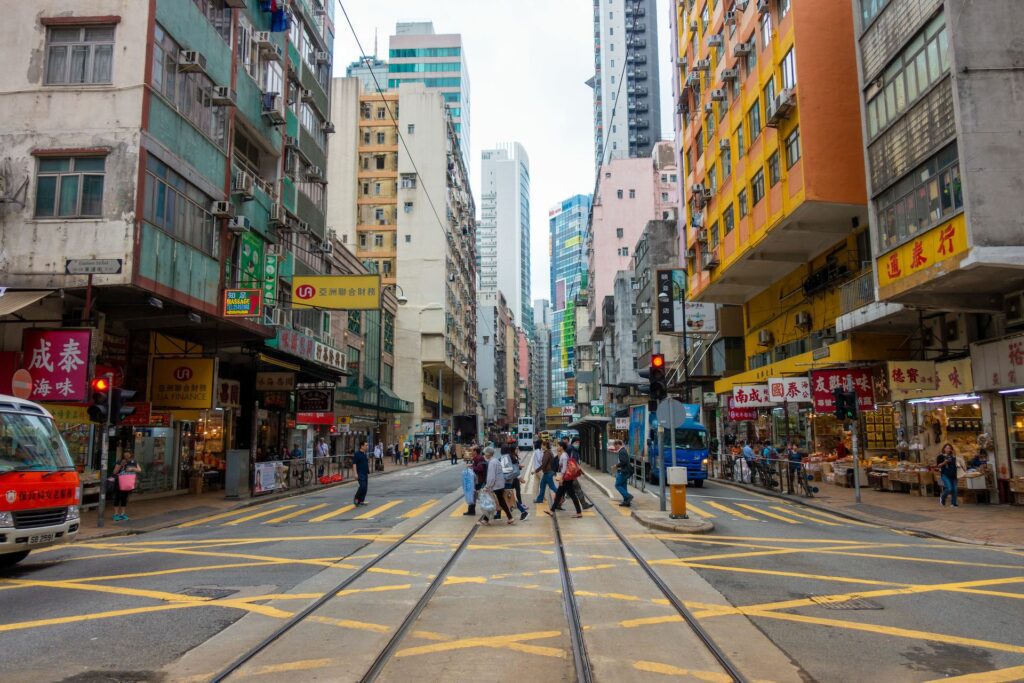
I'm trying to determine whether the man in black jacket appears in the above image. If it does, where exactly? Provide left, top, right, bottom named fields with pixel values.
left=353, top=442, right=369, bottom=506
left=613, top=439, right=634, bottom=507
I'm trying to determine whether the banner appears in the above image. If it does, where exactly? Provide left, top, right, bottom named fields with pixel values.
left=767, top=377, right=812, bottom=403
left=810, top=368, right=874, bottom=413
left=253, top=461, right=281, bottom=495
left=238, top=231, right=265, bottom=289
left=628, top=405, right=648, bottom=465
left=726, top=396, right=757, bottom=421
left=291, top=275, right=381, bottom=310
left=296, top=411, right=333, bottom=425
left=731, top=384, right=773, bottom=407
left=150, top=358, right=215, bottom=409
left=22, top=329, right=91, bottom=402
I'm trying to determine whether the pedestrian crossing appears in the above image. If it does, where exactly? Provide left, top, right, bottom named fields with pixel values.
left=685, top=497, right=871, bottom=528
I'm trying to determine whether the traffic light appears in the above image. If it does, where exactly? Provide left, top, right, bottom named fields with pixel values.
left=110, top=388, right=136, bottom=425
left=638, top=353, right=668, bottom=402
left=87, top=377, right=111, bottom=424
left=833, top=388, right=858, bottom=421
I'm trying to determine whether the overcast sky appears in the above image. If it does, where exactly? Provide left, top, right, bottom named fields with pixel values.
left=332, top=0, right=673, bottom=303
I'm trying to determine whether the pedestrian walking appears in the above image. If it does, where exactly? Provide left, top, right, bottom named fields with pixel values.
left=545, top=443, right=583, bottom=518
left=534, top=444, right=559, bottom=506
left=566, top=439, right=594, bottom=509
left=449, top=441, right=457, bottom=465
left=402, top=443, right=410, bottom=466
left=353, top=442, right=369, bottom=506
left=506, top=448, right=529, bottom=520
left=465, top=445, right=486, bottom=516
left=613, top=439, right=634, bottom=507
left=111, top=452, right=141, bottom=521
left=481, top=446, right=515, bottom=525
left=522, top=439, right=543, bottom=498
left=317, top=437, right=330, bottom=459
left=938, top=443, right=965, bottom=507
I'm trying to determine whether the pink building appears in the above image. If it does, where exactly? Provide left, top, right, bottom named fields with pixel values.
left=517, top=328, right=531, bottom=417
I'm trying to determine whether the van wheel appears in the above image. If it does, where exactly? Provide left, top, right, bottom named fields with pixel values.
left=692, top=479, right=704, bottom=488
left=0, top=551, right=30, bottom=569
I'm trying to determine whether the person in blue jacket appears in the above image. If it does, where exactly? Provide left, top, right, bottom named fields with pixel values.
left=353, top=441, right=369, bottom=506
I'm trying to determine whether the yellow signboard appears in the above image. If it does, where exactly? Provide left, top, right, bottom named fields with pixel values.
left=41, top=404, right=90, bottom=425
left=150, top=358, right=215, bottom=409
left=291, top=275, right=381, bottom=310
left=877, top=215, right=968, bottom=290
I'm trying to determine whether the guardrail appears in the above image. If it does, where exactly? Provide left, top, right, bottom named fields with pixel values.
left=839, top=270, right=875, bottom=315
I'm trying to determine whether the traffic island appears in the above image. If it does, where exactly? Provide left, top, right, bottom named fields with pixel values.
left=631, top=508, right=714, bottom=534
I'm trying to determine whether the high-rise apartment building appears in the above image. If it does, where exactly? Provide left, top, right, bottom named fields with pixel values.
left=477, top=290, right=513, bottom=430
left=589, top=0, right=662, bottom=168
left=479, top=143, right=532, bottom=337
left=532, top=299, right=553, bottom=427
left=388, top=22, right=470, bottom=168
left=549, top=194, right=592, bottom=414
left=345, top=55, right=388, bottom=93
left=328, top=79, right=478, bottom=442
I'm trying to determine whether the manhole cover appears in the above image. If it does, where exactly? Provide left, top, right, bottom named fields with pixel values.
left=178, top=587, right=238, bottom=600
left=809, top=594, right=883, bottom=610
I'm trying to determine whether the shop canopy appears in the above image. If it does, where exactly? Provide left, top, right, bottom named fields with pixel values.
left=336, top=375, right=414, bottom=414
left=0, top=290, right=53, bottom=317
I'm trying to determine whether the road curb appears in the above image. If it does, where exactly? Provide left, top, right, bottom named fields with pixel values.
left=78, top=459, right=447, bottom=542
left=710, top=477, right=1024, bottom=550
left=631, top=509, right=715, bottom=534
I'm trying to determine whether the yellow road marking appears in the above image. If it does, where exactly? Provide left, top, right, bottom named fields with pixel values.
left=444, top=576, right=487, bottom=585
left=355, top=500, right=403, bottom=519
left=704, top=500, right=758, bottom=520
left=246, top=659, right=334, bottom=676
left=684, top=501, right=714, bottom=518
left=263, top=504, right=328, bottom=525
left=1, top=578, right=203, bottom=603
left=402, top=499, right=439, bottom=518
left=336, top=584, right=412, bottom=598
left=676, top=561, right=908, bottom=587
left=617, top=505, right=633, bottom=517
left=633, top=660, right=732, bottom=682
left=394, top=629, right=564, bottom=658
left=769, top=506, right=843, bottom=526
left=223, top=505, right=297, bottom=526
left=177, top=506, right=262, bottom=528
left=783, top=506, right=876, bottom=528
left=923, top=664, right=1024, bottom=682
left=621, top=614, right=682, bottom=629
left=737, top=503, right=800, bottom=524
left=307, top=614, right=392, bottom=633
left=309, top=504, right=355, bottom=522
left=451, top=505, right=469, bottom=517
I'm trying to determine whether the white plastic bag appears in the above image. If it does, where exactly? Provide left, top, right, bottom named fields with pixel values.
left=479, top=491, right=497, bottom=516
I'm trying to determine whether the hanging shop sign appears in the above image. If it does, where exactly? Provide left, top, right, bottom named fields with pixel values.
left=223, top=289, right=263, bottom=318
left=970, top=331, right=1024, bottom=391
left=731, top=384, right=773, bottom=408
left=238, top=231, right=265, bottom=289
left=218, top=379, right=241, bottom=409
left=40, top=403, right=90, bottom=425
left=120, top=402, right=152, bottom=427
left=150, top=358, right=215, bottom=409
left=263, top=251, right=279, bottom=307
left=767, top=377, right=812, bottom=403
left=291, top=275, right=381, bottom=310
left=726, top=396, right=757, bottom=421
left=296, top=411, right=334, bottom=425
left=267, top=328, right=346, bottom=372
left=887, top=361, right=938, bottom=400
left=297, top=388, right=333, bottom=412
left=614, top=417, right=629, bottom=431
left=810, top=368, right=874, bottom=413
left=262, top=392, right=288, bottom=409
left=256, top=372, right=296, bottom=391
left=21, top=329, right=91, bottom=402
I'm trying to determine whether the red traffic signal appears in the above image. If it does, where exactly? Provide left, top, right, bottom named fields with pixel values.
left=651, top=354, right=665, bottom=369
left=91, top=377, right=110, bottom=393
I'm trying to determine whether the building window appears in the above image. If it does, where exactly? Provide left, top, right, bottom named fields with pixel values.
left=706, top=112, right=715, bottom=139
left=710, top=221, right=720, bottom=248
left=737, top=122, right=745, bottom=157
left=751, top=169, right=765, bottom=205
left=617, top=189, right=623, bottom=199
left=629, top=189, right=636, bottom=199
left=861, top=0, right=892, bottom=28
left=745, top=41, right=757, bottom=73
left=142, top=154, right=218, bottom=257
left=877, top=143, right=962, bottom=251
left=763, top=78, right=776, bottom=111
left=738, top=188, right=749, bottom=217
left=374, top=234, right=384, bottom=247
left=708, top=164, right=717, bottom=194
left=722, top=147, right=732, bottom=178
left=404, top=201, right=414, bottom=213
left=407, top=123, right=415, bottom=134
left=778, top=0, right=791, bottom=19
left=761, top=11, right=773, bottom=49
left=723, top=203, right=735, bottom=233
left=616, top=227, right=624, bottom=238
left=781, top=48, right=797, bottom=90
left=34, top=156, right=105, bottom=218
left=768, top=151, right=781, bottom=186
left=152, top=25, right=226, bottom=148
left=45, top=25, right=115, bottom=85
left=191, top=0, right=232, bottom=42
left=747, top=101, right=761, bottom=143
left=785, top=127, right=801, bottom=168
left=618, top=247, right=629, bottom=257
left=661, top=192, right=669, bottom=201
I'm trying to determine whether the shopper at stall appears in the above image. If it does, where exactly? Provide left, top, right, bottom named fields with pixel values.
left=937, top=443, right=965, bottom=507
left=112, top=452, right=141, bottom=522
left=353, top=442, right=369, bottom=506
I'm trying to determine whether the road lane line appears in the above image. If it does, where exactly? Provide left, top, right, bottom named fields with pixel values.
left=354, top=500, right=403, bottom=519
left=401, top=499, right=439, bottom=518
left=178, top=506, right=265, bottom=528
left=705, top=500, right=758, bottom=520
left=737, top=503, right=800, bottom=524
left=222, top=505, right=297, bottom=526
left=263, top=504, right=327, bottom=525
left=309, top=504, right=355, bottom=522
left=769, top=506, right=843, bottom=526
left=781, top=505, right=877, bottom=527
left=684, top=501, right=715, bottom=518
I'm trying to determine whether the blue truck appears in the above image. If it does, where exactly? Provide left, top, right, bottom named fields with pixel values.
left=629, top=404, right=709, bottom=487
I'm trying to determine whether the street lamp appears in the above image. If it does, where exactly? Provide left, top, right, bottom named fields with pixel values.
left=375, top=284, right=407, bottom=450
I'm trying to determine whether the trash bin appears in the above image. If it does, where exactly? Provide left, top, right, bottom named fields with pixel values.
left=667, top=466, right=688, bottom=519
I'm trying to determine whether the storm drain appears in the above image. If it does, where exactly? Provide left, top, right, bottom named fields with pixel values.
left=178, top=587, right=239, bottom=600
left=809, top=594, right=883, bottom=610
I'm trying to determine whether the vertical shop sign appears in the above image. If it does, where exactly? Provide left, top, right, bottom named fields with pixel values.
left=238, top=231, right=265, bottom=289
left=21, top=329, right=91, bottom=402
left=263, top=250, right=279, bottom=307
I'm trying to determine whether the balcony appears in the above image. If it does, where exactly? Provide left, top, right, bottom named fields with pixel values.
left=840, top=270, right=874, bottom=316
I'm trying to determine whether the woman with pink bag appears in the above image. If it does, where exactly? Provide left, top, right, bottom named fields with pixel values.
left=112, top=452, right=142, bottom=522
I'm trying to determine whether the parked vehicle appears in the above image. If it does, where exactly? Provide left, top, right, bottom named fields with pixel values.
left=628, top=404, right=709, bottom=488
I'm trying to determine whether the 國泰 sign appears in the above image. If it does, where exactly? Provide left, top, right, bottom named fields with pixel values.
left=767, top=377, right=811, bottom=403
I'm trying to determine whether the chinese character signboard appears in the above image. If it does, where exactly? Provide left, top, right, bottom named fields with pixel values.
left=971, top=332, right=1024, bottom=391
left=223, top=289, right=262, bottom=317
left=767, top=377, right=812, bottom=403
left=296, top=411, right=333, bottom=425
left=218, top=379, right=241, bottom=409
left=726, top=396, right=758, bottom=421
left=238, top=231, right=264, bottom=289
left=731, top=384, right=773, bottom=408
left=296, top=388, right=333, bottom=412
left=267, top=328, right=346, bottom=372
left=150, top=358, right=215, bottom=409
left=887, top=361, right=938, bottom=400
left=263, top=251, right=279, bottom=308
left=291, top=275, right=381, bottom=310
left=877, top=215, right=969, bottom=291
left=810, top=369, right=874, bottom=413
left=256, top=372, right=295, bottom=391
left=22, top=329, right=91, bottom=402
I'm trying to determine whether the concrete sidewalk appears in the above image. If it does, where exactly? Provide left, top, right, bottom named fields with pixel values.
left=77, top=456, right=448, bottom=540
left=578, top=463, right=713, bottom=533
left=714, top=475, right=1024, bottom=548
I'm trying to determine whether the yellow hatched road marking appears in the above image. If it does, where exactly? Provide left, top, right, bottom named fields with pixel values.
left=177, top=506, right=261, bottom=528
left=309, top=504, right=355, bottom=523
left=705, top=500, right=758, bottom=520
left=263, top=504, right=327, bottom=525
left=355, top=500, right=403, bottom=519
left=402, top=499, right=439, bottom=518
left=223, top=505, right=297, bottom=526
left=684, top=501, right=714, bottom=518
left=784, top=505, right=876, bottom=527
left=737, top=503, right=800, bottom=524
left=633, top=660, right=732, bottom=682
left=923, top=664, right=1024, bottom=682
left=769, top=506, right=843, bottom=526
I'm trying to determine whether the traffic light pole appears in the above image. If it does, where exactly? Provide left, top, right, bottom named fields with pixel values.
left=851, top=423, right=862, bottom=504
left=663, top=398, right=674, bottom=512
left=96, top=372, right=113, bottom=528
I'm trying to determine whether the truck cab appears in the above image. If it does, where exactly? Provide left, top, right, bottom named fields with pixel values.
left=0, top=395, right=82, bottom=567
left=646, top=419, right=709, bottom=487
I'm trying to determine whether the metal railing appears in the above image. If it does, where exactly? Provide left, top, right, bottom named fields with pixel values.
left=840, top=270, right=875, bottom=315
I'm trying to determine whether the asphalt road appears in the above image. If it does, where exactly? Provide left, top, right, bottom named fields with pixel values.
left=660, top=480, right=1024, bottom=682
left=0, top=460, right=464, bottom=683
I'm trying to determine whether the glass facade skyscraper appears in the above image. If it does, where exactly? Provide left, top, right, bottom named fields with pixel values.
left=549, top=194, right=592, bottom=408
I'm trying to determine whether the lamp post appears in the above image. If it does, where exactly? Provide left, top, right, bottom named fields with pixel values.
left=375, top=284, right=407, bottom=450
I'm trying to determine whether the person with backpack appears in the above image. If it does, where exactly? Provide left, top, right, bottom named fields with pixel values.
left=544, top=442, right=583, bottom=518
left=481, top=446, right=515, bottom=525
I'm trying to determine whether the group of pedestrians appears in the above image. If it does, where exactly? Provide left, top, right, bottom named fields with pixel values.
left=729, top=439, right=805, bottom=493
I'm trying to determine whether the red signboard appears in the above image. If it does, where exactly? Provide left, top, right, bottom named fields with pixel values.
left=296, top=411, right=334, bottom=425
left=223, top=289, right=263, bottom=317
left=810, top=368, right=875, bottom=413
left=726, top=396, right=757, bottom=421
left=21, top=329, right=91, bottom=402
left=121, top=402, right=152, bottom=427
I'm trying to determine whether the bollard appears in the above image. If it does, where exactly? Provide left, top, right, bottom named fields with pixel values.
left=667, top=466, right=688, bottom=519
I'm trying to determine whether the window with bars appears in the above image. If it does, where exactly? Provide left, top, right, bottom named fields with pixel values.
left=45, top=26, right=114, bottom=85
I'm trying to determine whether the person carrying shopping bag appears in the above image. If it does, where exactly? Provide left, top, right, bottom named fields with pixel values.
left=112, top=452, right=141, bottom=522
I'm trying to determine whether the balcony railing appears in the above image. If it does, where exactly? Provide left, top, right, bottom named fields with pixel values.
left=840, top=270, right=875, bottom=315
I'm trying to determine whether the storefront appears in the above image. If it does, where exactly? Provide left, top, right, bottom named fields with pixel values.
left=970, top=332, right=1024, bottom=500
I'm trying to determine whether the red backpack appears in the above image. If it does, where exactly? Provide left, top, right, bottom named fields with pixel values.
left=564, top=458, right=582, bottom=482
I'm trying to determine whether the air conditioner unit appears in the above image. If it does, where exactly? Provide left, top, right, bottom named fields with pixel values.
left=178, top=50, right=207, bottom=74
left=227, top=216, right=252, bottom=234
left=267, top=244, right=283, bottom=258
left=704, top=102, right=715, bottom=113
left=300, top=87, right=313, bottom=103
left=284, top=135, right=299, bottom=149
left=721, top=68, right=739, bottom=81
left=315, top=50, right=330, bottom=65
left=691, top=183, right=706, bottom=195
left=1005, top=291, right=1024, bottom=326
left=695, top=58, right=711, bottom=71
left=316, top=240, right=334, bottom=255
left=707, top=34, right=724, bottom=48
left=710, top=88, right=727, bottom=101
left=733, top=42, right=752, bottom=56
left=685, top=71, right=701, bottom=86
left=757, top=329, right=774, bottom=346
left=767, top=89, right=797, bottom=125
left=725, top=9, right=738, bottom=24
left=702, top=188, right=714, bottom=200
left=269, top=202, right=287, bottom=226
left=322, top=121, right=335, bottom=134
left=209, top=86, right=236, bottom=106
left=696, top=227, right=709, bottom=243
left=685, top=247, right=696, bottom=259
left=298, top=326, right=316, bottom=338
left=757, top=0, right=770, bottom=16
left=210, top=201, right=234, bottom=218
left=233, top=170, right=255, bottom=199
left=690, top=20, right=698, bottom=31
left=254, top=31, right=275, bottom=51
left=306, top=165, right=325, bottom=183
left=675, top=57, right=687, bottom=67
left=795, top=311, right=812, bottom=328
left=295, top=219, right=310, bottom=234
left=261, top=92, right=286, bottom=124
left=268, top=307, right=287, bottom=327
left=701, top=250, right=720, bottom=271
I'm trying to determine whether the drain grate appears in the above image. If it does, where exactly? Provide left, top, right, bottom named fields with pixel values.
left=809, top=594, right=883, bottom=610
left=178, top=587, right=238, bottom=600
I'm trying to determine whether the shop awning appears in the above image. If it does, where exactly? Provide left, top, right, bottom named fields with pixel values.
left=336, top=376, right=414, bottom=414
left=568, top=415, right=610, bottom=431
left=0, top=290, right=52, bottom=317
